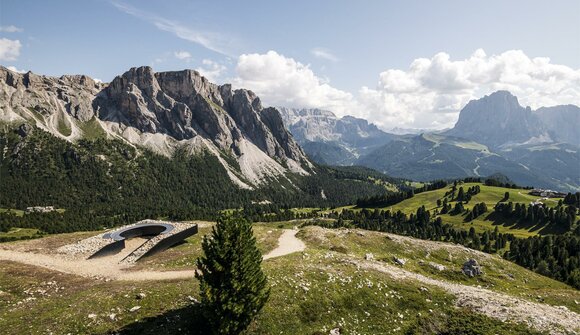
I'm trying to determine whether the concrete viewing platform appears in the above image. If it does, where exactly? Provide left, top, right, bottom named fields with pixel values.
left=57, top=220, right=198, bottom=263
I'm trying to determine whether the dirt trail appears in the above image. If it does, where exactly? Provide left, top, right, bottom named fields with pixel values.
left=0, top=229, right=305, bottom=281
left=263, top=228, right=306, bottom=260
left=349, top=258, right=579, bottom=335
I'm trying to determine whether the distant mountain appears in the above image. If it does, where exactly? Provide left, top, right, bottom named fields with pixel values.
left=387, top=127, right=443, bottom=135
left=357, top=91, right=580, bottom=191
left=278, top=107, right=395, bottom=165
left=446, top=91, right=550, bottom=148
left=534, top=105, right=580, bottom=146
left=356, top=133, right=554, bottom=187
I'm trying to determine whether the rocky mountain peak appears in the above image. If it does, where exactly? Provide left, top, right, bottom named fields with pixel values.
left=1, top=65, right=311, bottom=187
left=446, top=90, right=547, bottom=148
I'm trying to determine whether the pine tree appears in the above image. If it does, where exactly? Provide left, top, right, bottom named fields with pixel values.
left=196, top=215, right=270, bottom=335
left=457, top=187, right=465, bottom=202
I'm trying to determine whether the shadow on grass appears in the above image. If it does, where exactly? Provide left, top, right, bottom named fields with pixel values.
left=105, top=304, right=209, bottom=335
left=483, top=212, right=566, bottom=235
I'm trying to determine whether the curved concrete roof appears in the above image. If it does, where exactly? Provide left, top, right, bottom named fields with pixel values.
left=103, top=223, right=175, bottom=241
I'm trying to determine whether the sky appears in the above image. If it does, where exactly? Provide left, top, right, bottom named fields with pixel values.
left=1, top=0, right=579, bottom=130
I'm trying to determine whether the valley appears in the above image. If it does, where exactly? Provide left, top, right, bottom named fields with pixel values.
left=0, top=61, right=578, bottom=335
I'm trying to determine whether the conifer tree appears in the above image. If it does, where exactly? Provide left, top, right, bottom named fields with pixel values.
left=196, top=215, right=270, bottom=335
left=457, top=187, right=465, bottom=202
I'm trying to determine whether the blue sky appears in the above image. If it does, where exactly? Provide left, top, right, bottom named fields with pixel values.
left=1, top=0, right=579, bottom=129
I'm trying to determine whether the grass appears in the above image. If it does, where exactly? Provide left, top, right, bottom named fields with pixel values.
left=353, top=182, right=565, bottom=238
left=56, top=113, right=72, bottom=137
left=0, top=228, right=42, bottom=239
left=78, top=117, right=107, bottom=140
left=0, top=208, right=24, bottom=217
left=298, top=226, right=580, bottom=314
left=0, top=222, right=573, bottom=334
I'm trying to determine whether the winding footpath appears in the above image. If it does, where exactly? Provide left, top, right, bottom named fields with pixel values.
left=263, top=228, right=306, bottom=260
left=0, top=229, right=305, bottom=281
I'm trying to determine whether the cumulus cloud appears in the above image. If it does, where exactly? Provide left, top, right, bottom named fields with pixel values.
left=232, top=50, right=356, bottom=115
left=311, top=47, right=339, bottom=62
left=174, top=50, right=192, bottom=61
left=359, top=49, right=580, bottom=129
left=0, top=38, right=21, bottom=61
left=6, top=66, right=26, bottom=73
left=229, top=49, right=580, bottom=130
left=0, top=25, right=23, bottom=33
left=196, top=59, right=227, bottom=82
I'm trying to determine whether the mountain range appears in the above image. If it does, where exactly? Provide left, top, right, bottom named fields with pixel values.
left=0, top=66, right=396, bottom=212
left=279, top=91, right=580, bottom=191
left=1, top=65, right=578, bottom=199
left=1, top=66, right=313, bottom=189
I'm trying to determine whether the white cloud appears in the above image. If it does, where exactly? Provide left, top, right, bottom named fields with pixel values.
left=174, top=50, right=192, bottom=61
left=232, top=50, right=356, bottom=116
left=112, top=2, right=234, bottom=56
left=0, top=25, right=23, bottom=33
left=6, top=66, right=26, bottom=73
left=230, top=49, right=580, bottom=130
left=196, top=59, right=227, bottom=83
left=0, top=38, right=21, bottom=61
left=311, top=47, right=339, bottom=62
left=359, top=49, right=580, bottom=129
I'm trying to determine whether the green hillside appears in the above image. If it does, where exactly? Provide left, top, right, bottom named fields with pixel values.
left=1, top=223, right=578, bottom=334
left=349, top=182, right=566, bottom=238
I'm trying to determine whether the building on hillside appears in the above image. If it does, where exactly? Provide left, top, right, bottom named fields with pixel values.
left=25, top=206, right=56, bottom=214
left=529, top=189, right=566, bottom=198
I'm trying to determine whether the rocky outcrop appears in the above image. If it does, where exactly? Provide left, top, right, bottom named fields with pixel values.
left=95, top=66, right=309, bottom=167
left=462, top=258, right=483, bottom=277
left=534, top=105, right=580, bottom=146
left=446, top=91, right=549, bottom=148
left=0, top=66, right=311, bottom=187
left=279, top=107, right=394, bottom=165
left=0, top=67, right=103, bottom=132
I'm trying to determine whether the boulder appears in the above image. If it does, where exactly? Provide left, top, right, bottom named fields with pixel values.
left=364, top=253, right=374, bottom=261
left=462, top=258, right=483, bottom=277
left=393, top=257, right=407, bottom=266
left=329, top=328, right=341, bottom=335
left=17, top=123, right=33, bottom=137
left=429, top=262, right=446, bottom=272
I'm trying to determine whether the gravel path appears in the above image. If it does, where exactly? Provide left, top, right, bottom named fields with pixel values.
left=0, top=227, right=304, bottom=281
left=263, top=228, right=306, bottom=260
left=349, top=258, right=579, bottom=335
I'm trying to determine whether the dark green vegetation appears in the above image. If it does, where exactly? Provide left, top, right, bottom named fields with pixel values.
left=196, top=216, right=270, bottom=335
left=0, top=125, right=395, bottom=237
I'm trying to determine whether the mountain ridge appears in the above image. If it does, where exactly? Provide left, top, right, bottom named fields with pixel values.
left=0, top=65, right=312, bottom=188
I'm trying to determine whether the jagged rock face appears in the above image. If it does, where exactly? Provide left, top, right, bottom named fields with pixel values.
left=446, top=91, right=549, bottom=148
left=0, top=67, right=102, bottom=124
left=279, top=107, right=394, bottom=165
left=534, top=105, right=580, bottom=146
left=96, top=66, right=307, bottom=163
left=0, top=66, right=311, bottom=187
